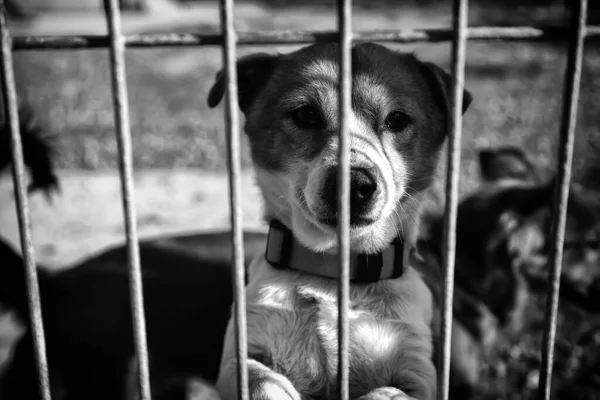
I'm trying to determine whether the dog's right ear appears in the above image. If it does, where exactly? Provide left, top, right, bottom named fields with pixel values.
left=478, top=146, right=540, bottom=183
left=419, top=61, right=473, bottom=129
left=207, top=53, right=279, bottom=114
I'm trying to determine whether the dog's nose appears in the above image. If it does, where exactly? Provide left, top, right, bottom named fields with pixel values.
left=323, top=168, right=377, bottom=220
left=350, top=168, right=377, bottom=210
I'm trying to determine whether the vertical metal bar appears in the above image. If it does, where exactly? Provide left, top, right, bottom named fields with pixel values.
left=103, top=1, right=151, bottom=399
left=438, top=0, right=468, bottom=398
left=0, top=4, right=52, bottom=400
left=538, top=0, right=587, bottom=398
left=218, top=0, right=249, bottom=399
left=336, top=0, right=351, bottom=399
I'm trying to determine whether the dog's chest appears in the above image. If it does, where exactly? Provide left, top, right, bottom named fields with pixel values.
left=245, top=260, right=433, bottom=398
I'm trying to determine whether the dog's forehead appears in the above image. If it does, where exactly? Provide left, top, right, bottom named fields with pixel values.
left=274, top=43, right=427, bottom=107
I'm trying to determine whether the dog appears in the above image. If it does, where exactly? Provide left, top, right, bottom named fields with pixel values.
left=426, top=146, right=600, bottom=332
left=0, top=229, right=268, bottom=400
left=207, top=42, right=473, bottom=400
left=0, top=104, right=264, bottom=399
left=419, top=145, right=600, bottom=398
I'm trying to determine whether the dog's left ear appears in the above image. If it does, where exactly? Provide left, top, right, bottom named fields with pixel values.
left=420, top=61, right=473, bottom=127
left=207, top=53, right=279, bottom=114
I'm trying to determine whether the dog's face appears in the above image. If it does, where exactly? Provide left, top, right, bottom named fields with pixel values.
left=208, top=43, right=472, bottom=254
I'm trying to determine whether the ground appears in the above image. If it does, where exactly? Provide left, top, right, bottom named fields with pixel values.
left=1, top=0, right=599, bottom=399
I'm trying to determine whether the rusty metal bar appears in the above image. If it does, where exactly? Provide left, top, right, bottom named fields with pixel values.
left=103, top=0, right=152, bottom=399
left=218, top=0, right=249, bottom=398
left=0, top=4, right=52, bottom=400
left=538, top=0, right=587, bottom=398
left=438, top=0, right=468, bottom=397
left=11, top=25, right=600, bottom=50
left=336, top=0, right=351, bottom=398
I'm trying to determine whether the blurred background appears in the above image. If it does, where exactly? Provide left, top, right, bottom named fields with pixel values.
left=0, top=1, right=599, bottom=399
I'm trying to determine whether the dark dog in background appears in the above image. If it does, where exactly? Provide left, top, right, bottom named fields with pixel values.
left=427, top=146, right=600, bottom=330
left=0, top=104, right=263, bottom=399
left=419, top=146, right=600, bottom=398
left=0, top=230, right=265, bottom=400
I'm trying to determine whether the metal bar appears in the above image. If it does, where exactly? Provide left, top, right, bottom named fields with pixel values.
left=218, top=0, right=249, bottom=399
left=538, top=0, right=587, bottom=398
left=103, top=1, right=152, bottom=399
left=11, top=25, right=600, bottom=50
left=438, top=0, right=468, bottom=397
left=0, top=4, right=52, bottom=400
left=336, top=0, right=351, bottom=398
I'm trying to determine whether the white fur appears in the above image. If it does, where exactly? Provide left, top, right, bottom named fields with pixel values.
left=304, top=59, right=338, bottom=80
left=217, top=257, right=436, bottom=400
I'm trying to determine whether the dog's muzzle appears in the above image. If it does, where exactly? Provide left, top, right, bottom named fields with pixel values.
left=320, top=167, right=379, bottom=227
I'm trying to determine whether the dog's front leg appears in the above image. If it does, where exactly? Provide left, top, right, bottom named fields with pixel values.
left=217, top=358, right=301, bottom=400
left=358, top=387, right=416, bottom=400
left=356, top=320, right=437, bottom=400
left=217, top=321, right=301, bottom=400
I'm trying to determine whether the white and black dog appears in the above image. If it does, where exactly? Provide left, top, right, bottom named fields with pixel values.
left=208, top=42, right=472, bottom=400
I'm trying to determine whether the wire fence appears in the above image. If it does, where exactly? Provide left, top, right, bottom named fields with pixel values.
left=0, top=0, right=593, bottom=399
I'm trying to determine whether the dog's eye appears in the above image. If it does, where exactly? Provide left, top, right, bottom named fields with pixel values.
left=384, top=110, right=412, bottom=133
left=291, top=106, right=322, bottom=129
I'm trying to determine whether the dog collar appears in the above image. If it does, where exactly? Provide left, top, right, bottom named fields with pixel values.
left=265, top=219, right=406, bottom=283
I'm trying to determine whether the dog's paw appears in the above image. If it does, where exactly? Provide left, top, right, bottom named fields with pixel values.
left=249, top=374, right=301, bottom=400
left=358, top=387, right=415, bottom=400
